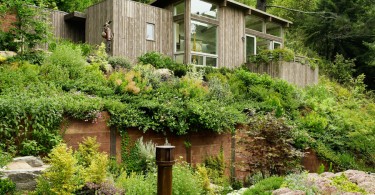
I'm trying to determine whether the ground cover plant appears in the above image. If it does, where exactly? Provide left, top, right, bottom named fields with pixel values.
left=0, top=40, right=374, bottom=194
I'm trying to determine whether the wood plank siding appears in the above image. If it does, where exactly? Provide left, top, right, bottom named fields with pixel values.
left=247, top=61, right=319, bottom=87
left=112, top=0, right=173, bottom=61
left=218, top=6, right=245, bottom=68
left=86, top=0, right=114, bottom=54
left=50, top=11, right=85, bottom=43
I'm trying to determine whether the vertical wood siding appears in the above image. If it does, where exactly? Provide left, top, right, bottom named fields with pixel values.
left=86, top=0, right=114, bottom=53
left=97, top=0, right=174, bottom=62
left=218, top=6, right=245, bottom=68
left=247, top=62, right=319, bottom=87
left=50, top=11, right=85, bottom=43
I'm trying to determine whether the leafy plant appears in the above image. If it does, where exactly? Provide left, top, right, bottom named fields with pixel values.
left=0, top=0, right=51, bottom=53
left=172, top=161, right=203, bottom=195
left=0, top=178, right=16, bottom=194
left=0, top=148, right=12, bottom=168
left=116, top=172, right=156, bottom=195
left=331, top=174, right=367, bottom=193
left=204, top=147, right=226, bottom=185
left=35, top=143, right=82, bottom=194
left=282, top=172, right=318, bottom=195
left=108, top=56, right=131, bottom=69
left=243, top=176, right=284, bottom=195
left=240, top=114, right=303, bottom=176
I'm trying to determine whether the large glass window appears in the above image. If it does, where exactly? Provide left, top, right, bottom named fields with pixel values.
left=174, top=21, right=185, bottom=52
left=191, top=20, right=217, bottom=54
left=246, top=35, right=256, bottom=60
left=174, top=1, right=185, bottom=16
left=191, top=0, right=218, bottom=19
left=245, top=15, right=264, bottom=32
left=266, top=22, right=282, bottom=37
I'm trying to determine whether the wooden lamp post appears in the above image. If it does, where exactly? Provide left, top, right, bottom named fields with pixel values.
left=156, top=144, right=175, bottom=195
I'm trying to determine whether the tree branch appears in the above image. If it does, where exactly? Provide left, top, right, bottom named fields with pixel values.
left=266, top=5, right=338, bottom=19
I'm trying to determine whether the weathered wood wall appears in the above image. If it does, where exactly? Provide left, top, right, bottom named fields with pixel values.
left=112, top=0, right=173, bottom=62
left=247, top=61, right=319, bottom=87
left=218, top=6, right=246, bottom=68
left=50, top=11, right=85, bottom=43
left=86, top=0, right=114, bottom=53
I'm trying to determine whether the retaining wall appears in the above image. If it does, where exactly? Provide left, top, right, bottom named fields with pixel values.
left=62, top=112, right=319, bottom=180
left=247, top=61, right=319, bottom=87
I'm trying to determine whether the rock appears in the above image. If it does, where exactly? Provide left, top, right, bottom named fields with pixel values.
left=1, top=156, right=48, bottom=191
left=272, top=188, right=305, bottom=195
left=13, top=156, right=44, bottom=167
left=6, top=171, right=39, bottom=191
left=0, top=51, right=17, bottom=58
left=358, top=182, right=375, bottom=193
left=6, top=161, right=32, bottom=170
left=226, top=187, right=248, bottom=195
left=155, top=68, right=172, bottom=81
left=320, top=172, right=336, bottom=179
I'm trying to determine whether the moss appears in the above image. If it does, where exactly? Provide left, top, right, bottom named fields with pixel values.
left=331, top=174, right=367, bottom=194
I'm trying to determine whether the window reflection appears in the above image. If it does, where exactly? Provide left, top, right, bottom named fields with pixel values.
left=191, top=0, right=217, bottom=19
left=191, top=20, right=217, bottom=55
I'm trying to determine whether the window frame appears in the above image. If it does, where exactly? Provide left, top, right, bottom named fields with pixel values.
left=245, top=34, right=256, bottom=61
left=146, top=23, right=155, bottom=41
left=190, top=0, right=219, bottom=19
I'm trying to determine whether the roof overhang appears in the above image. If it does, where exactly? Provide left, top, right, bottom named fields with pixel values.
left=151, top=0, right=292, bottom=26
left=226, top=0, right=292, bottom=27
left=64, top=11, right=86, bottom=23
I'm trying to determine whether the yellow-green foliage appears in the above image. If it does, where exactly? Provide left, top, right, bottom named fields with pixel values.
left=116, top=172, right=157, bottom=195
left=76, top=137, right=100, bottom=167
left=179, top=76, right=208, bottom=99
left=35, top=138, right=109, bottom=194
left=108, top=69, right=152, bottom=95
left=0, top=56, right=6, bottom=63
left=82, top=153, right=108, bottom=184
left=35, top=143, right=82, bottom=195
left=76, top=137, right=108, bottom=184
left=196, top=164, right=214, bottom=194
left=331, top=174, right=367, bottom=194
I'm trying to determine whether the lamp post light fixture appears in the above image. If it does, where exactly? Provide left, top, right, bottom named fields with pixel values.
left=156, top=144, right=175, bottom=195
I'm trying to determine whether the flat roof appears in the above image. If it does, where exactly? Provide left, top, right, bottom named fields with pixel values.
left=151, top=0, right=292, bottom=26
left=64, top=11, right=86, bottom=22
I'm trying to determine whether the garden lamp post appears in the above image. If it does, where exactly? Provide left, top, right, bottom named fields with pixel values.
left=156, top=144, right=175, bottom=195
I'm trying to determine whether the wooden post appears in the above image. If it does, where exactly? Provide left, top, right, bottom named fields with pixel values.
left=156, top=145, right=175, bottom=195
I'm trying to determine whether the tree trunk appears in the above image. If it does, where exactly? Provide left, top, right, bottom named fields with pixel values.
left=256, top=0, right=267, bottom=12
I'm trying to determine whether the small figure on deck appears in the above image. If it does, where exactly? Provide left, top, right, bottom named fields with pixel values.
left=102, top=21, right=114, bottom=53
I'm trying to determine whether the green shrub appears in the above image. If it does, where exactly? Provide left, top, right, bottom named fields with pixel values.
left=248, top=48, right=295, bottom=66
left=0, top=178, right=16, bottom=195
left=6, top=50, right=47, bottom=65
left=44, top=43, right=87, bottom=80
left=108, top=56, right=131, bottom=69
left=244, top=176, right=284, bottom=195
left=172, top=161, right=203, bottom=195
left=0, top=148, right=12, bottom=167
left=138, top=52, right=187, bottom=77
left=116, top=172, right=156, bottom=195
left=241, top=114, right=303, bottom=175
left=35, top=143, right=82, bottom=195
left=75, top=137, right=108, bottom=184
left=0, top=31, right=17, bottom=51
left=282, top=172, right=318, bottom=194
left=204, top=148, right=226, bottom=185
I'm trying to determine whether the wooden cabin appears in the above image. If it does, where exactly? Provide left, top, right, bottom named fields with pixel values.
left=78, top=0, right=291, bottom=68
